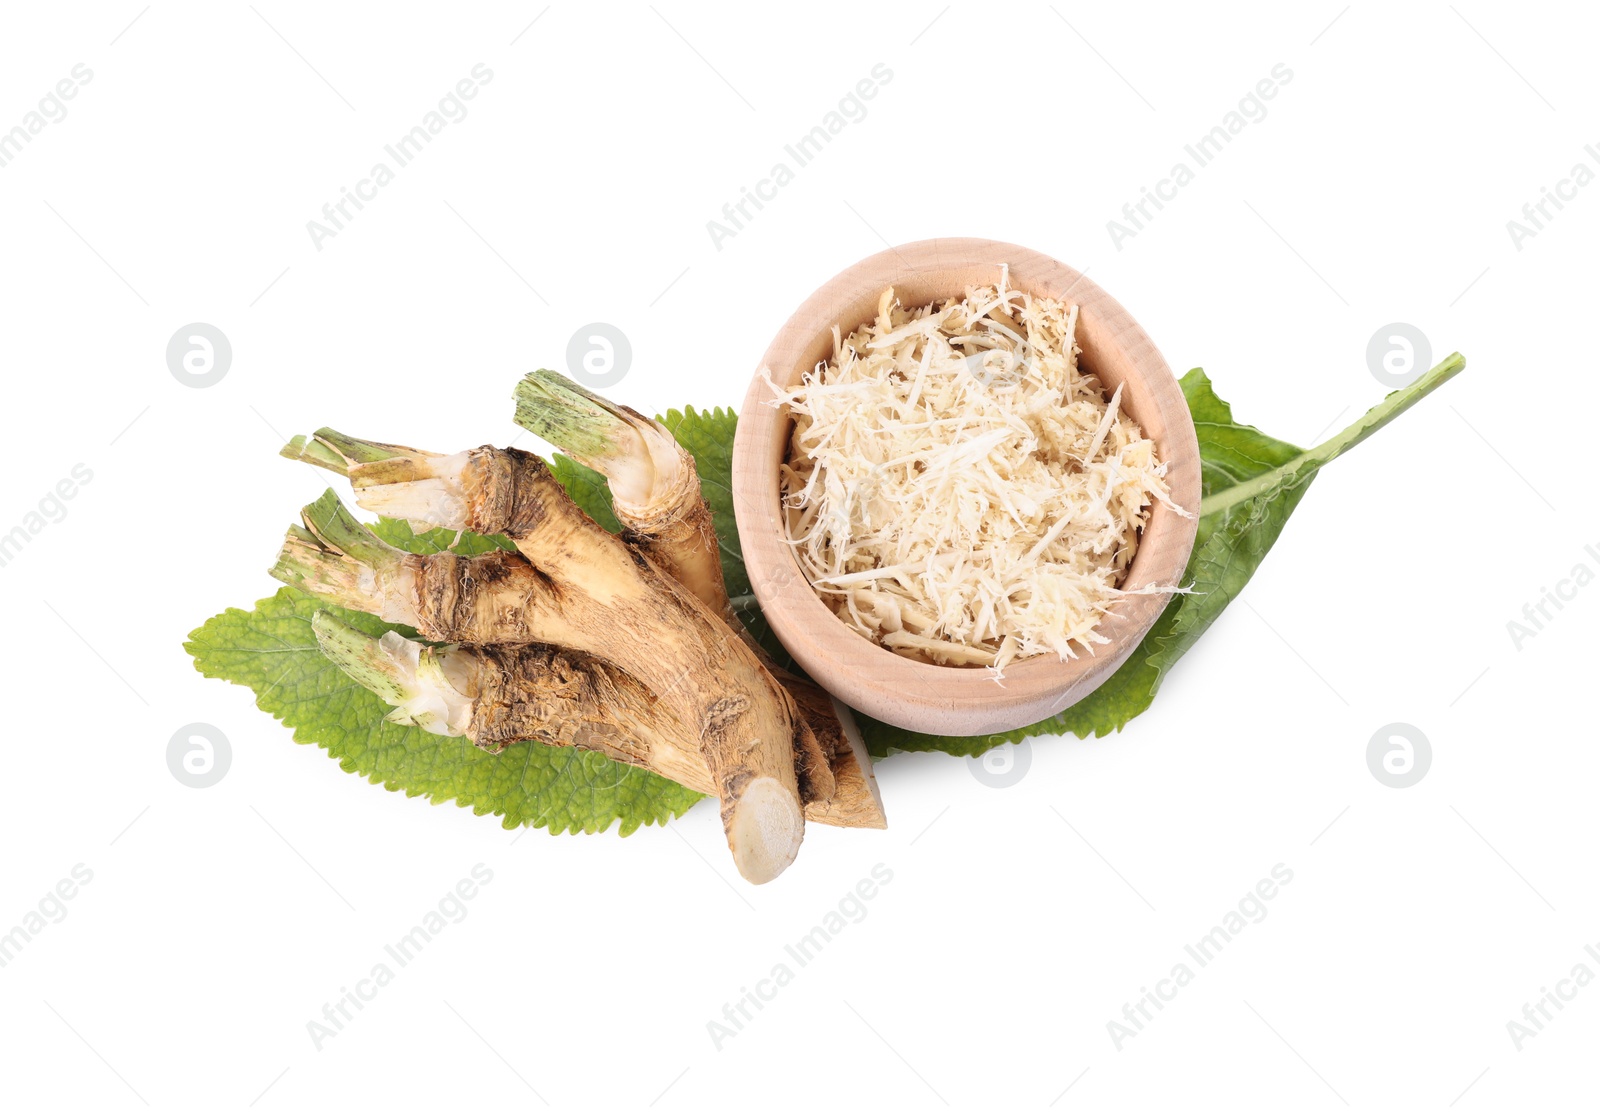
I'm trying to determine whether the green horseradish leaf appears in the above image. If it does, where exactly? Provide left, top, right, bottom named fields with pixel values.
left=854, top=354, right=1466, bottom=757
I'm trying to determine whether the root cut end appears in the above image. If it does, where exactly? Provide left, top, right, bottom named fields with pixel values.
left=727, top=776, right=804, bottom=885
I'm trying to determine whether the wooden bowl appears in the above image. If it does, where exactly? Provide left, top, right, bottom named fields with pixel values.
left=732, top=239, right=1201, bottom=735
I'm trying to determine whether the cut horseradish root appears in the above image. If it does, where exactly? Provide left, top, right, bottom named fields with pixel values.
left=770, top=271, right=1189, bottom=674
left=277, top=399, right=889, bottom=882
left=270, top=472, right=810, bottom=884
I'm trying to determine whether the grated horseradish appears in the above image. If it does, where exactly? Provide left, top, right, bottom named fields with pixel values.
left=772, top=270, right=1182, bottom=674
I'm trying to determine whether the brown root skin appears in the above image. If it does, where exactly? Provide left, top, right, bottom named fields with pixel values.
left=580, top=437, right=851, bottom=812
left=460, top=446, right=656, bottom=607
left=461, top=446, right=552, bottom=540
left=617, top=478, right=728, bottom=618
left=404, top=549, right=576, bottom=646
left=602, top=446, right=882, bottom=830
left=408, top=448, right=807, bottom=883
left=328, top=438, right=861, bottom=821
left=465, top=643, right=716, bottom=793
left=461, top=642, right=882, bottom=830
left=287, top=435, right=883, bottom=841
left=789, top=717, right=835, bottom=810
left=794, top=693, right=887, bottom=831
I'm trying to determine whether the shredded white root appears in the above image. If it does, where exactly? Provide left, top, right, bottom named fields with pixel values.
left=770, top=269, right=1182, bottom=675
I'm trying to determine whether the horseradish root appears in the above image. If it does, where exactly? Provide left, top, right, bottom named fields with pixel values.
left=272, top=487, right=807, bottom=884
left=271, top=364, right=911, bottom=876
left=310, top=611, right=717, bottom=792
left=288, top=420, right=885, bottom=830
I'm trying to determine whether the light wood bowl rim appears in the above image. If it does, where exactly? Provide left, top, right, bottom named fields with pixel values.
left=731, top=238, right=1201, bottom=735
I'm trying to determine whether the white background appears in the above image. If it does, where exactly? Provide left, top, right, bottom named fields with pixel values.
left=1, top=2, right=1596, bottom=1109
